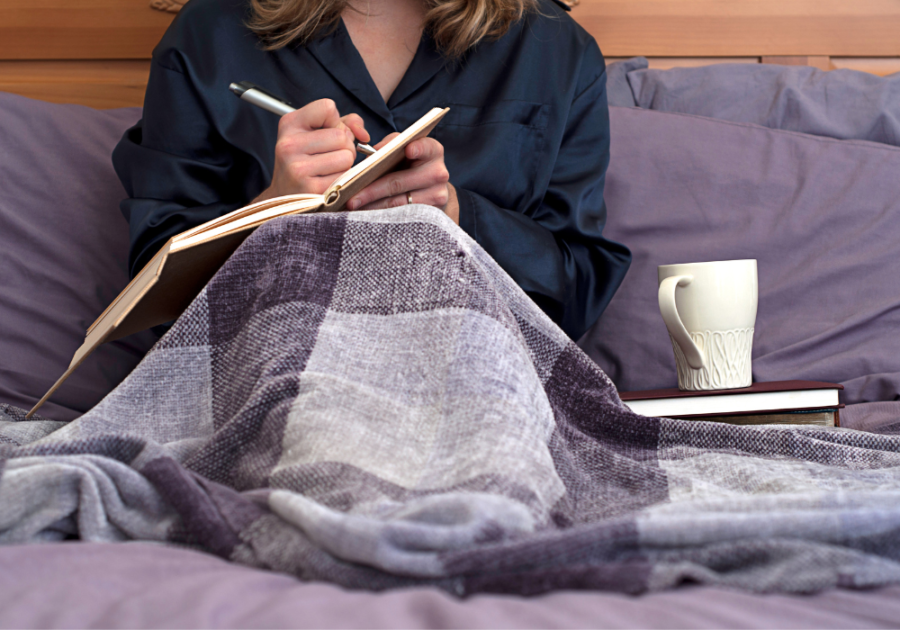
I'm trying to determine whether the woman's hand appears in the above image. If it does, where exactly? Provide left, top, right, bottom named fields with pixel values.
left=253, top=99, right=369, bottom=203
left=345, top=136, right=459, bottom=224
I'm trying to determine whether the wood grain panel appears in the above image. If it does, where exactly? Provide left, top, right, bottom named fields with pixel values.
left=1, top=0, right=897, bottom=108
left=831, top=58, right=900, bottom=77
left=0, top=60, right=149, bottom=107
left=762, top=56, right=834, bottom=70
left=0, top=0, right=174, bottom=60
left=606, top=57, right=761, bottom=70
left=3, top=0, right=899, bottom=61
left=573, top=0, right=900, bottom=58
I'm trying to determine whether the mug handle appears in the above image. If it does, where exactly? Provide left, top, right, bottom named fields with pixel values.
left=658, top=275, right=706, bottom=369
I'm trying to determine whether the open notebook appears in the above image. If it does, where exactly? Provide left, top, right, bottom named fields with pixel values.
left=28, top=107, right=449, bottom=417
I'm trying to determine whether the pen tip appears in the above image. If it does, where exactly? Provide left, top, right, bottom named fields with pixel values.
left=229, top=82, right=250, bottom=97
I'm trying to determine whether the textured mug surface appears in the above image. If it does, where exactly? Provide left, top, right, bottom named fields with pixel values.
left=657, top=260, right=758, bottom=391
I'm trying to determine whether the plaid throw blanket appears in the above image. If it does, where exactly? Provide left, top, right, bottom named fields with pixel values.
left=3, top=206, right=900, bottom=595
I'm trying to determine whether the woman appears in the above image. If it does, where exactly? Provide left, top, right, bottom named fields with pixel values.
left=113, top=0, right=630, bottom=339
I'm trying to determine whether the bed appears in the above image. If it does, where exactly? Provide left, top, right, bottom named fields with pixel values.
left=2, top=1, right=900, bottom=628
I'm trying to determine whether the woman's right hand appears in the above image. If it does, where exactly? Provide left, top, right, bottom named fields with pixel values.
left=253, top=99, right=369, bottom=203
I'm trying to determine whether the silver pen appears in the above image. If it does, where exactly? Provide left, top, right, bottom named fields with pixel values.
left=229, top=81, right=377, bottom=156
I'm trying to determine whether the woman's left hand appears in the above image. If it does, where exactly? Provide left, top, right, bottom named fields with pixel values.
left=345, top=136, right=459, bottom=224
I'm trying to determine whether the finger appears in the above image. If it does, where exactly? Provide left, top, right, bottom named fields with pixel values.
left=279, top=98, right=347, bottom=137
left=346, top=160, right=449, bottom=209
left=355, top=183, right=450, bottom=211
left=286, top=149, right=357, bottom=181
left=405, top=137, right=444, bottom=162
left=300, top=127, right=358, bottom=155
left=300, top=98, right=343, bottom=130
left=279, top=120, right=356, bottom=158
left=340, top=113, right=370, bottom=143
left=275, top=128, right=356, bottom=166
left=372, top=132, right=400, bottom=150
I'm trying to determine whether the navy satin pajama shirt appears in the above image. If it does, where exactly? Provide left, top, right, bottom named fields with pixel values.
left=113, top=0, right=630, bottom=339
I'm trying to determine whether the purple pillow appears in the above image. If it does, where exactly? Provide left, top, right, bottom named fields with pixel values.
left=627, top=63, right=900, bottom=147
left=0, top=92, right=157, bottom=421
left=606, top=57, right=646, bottom=108
left=579, top=107, right=900, bottom=405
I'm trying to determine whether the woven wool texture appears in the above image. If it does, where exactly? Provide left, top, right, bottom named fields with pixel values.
left=2, top=206, right=900, bottom=595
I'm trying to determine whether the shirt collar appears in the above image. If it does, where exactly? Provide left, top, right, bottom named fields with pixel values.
left=305, top=20, right=448, bottom=129
left=305, top=20, right=393, bottom=125
left=387, top=30, right=447, bottom=111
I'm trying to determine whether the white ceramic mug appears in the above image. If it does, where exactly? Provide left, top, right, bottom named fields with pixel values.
left=657, top=259, right=758, bottom=391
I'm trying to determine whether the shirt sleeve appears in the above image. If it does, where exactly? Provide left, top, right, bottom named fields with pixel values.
left=112, top=59, right=263, bottom=277
left=455, top=65, right=631, bottom=340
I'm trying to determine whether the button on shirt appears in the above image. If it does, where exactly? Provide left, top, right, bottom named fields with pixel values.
left=112, top=0, right=631, bottom=339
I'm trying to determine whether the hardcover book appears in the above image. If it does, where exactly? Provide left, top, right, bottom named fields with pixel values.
left=619, top=380, right=844, bottom=427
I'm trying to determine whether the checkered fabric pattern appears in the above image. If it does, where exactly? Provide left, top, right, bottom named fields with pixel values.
left=2, top=206, right=900, bottom=595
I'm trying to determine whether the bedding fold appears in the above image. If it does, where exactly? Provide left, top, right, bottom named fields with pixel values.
left=2, top=206, right=900, bottom=596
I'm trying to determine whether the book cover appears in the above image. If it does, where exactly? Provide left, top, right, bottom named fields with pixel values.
left=620, top=380, right=844, bottom=424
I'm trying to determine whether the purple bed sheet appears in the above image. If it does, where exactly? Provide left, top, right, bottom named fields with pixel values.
left=1, top=542, right=899, bottom=629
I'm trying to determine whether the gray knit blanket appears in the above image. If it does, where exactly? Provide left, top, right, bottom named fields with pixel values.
left=2, top=206, right=900, bottom=596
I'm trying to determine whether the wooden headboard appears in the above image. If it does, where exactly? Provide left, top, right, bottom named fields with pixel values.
left=2, top=0, right=899, bottom=109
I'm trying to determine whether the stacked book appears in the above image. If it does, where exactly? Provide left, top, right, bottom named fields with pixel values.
left=619, top=381, right=843, bottom=427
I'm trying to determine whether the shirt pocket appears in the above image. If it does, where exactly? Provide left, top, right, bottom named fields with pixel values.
left=432, top=100, right=548, bottom=209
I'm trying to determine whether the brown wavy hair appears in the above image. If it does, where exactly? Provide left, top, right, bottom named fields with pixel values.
left=247, top=0, right=569, bottom=58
